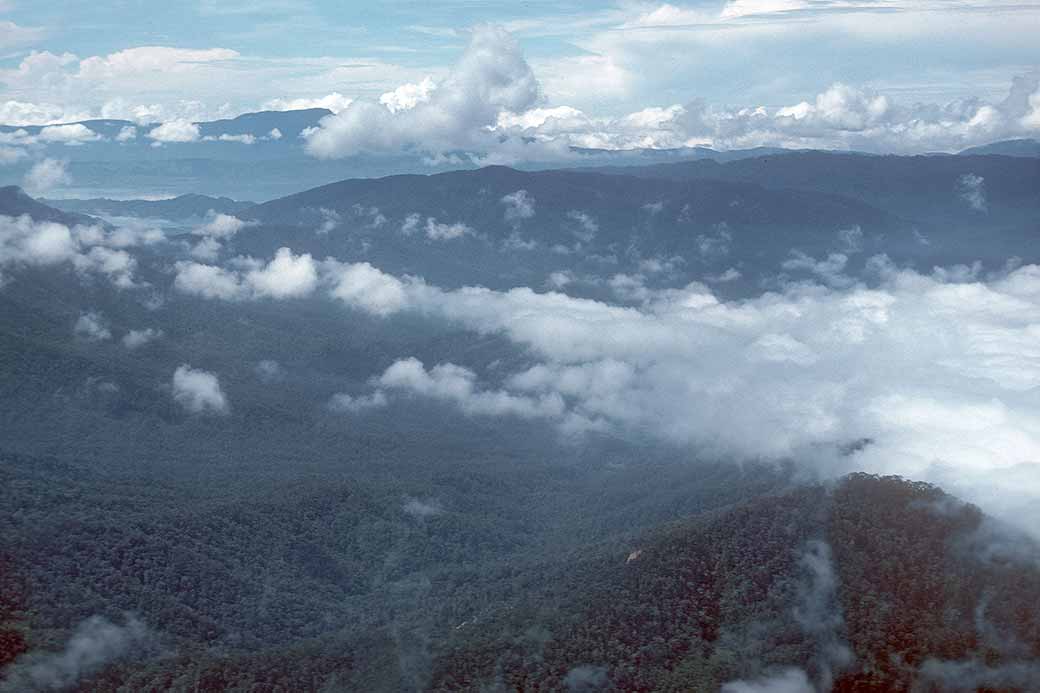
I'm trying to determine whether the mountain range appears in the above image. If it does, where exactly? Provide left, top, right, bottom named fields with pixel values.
left=1, top=148, right=1039, bottom=691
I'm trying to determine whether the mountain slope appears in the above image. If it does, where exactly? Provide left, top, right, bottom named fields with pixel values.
left=0, top=186, right=101, bottom=227
left=427, top=474, right=1040, bottom=692
left=239, top=165, right=907, bottom=295
left=585, top=152, right=1040, bottom=224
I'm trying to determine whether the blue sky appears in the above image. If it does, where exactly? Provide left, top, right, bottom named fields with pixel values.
left=1, top=1, right=1038, bottom=153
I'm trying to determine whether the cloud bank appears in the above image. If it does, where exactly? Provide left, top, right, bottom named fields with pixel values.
left=1, top=614, right=152, bottom=691
left=172, top=243, right=1040, bottom=534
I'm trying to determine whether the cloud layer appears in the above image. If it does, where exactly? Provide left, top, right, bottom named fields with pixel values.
left=174, top=246, right=1040, bottom=533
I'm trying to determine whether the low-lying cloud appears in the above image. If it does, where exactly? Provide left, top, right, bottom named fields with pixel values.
left=171, top=246, right=1040, bottom=534
left=1, top=614, right=152, bottom=692
left=172, top=364, right=228, bottom=415
left=0, top=214, right=148, bottom=288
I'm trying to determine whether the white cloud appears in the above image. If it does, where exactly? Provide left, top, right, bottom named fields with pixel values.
left=172, top=261, right=245, bottom=300
left=193, top=212, right=250, bottom=239
left=73, top=246, right=139, bottom=288
left=0, top=215, right=144, bottom=288
left=23, top=158, right=70, bottom=194
left=174, top=247, right=317, bottom=300
left=958, top=173, right=988, bottom=212
left=424, top=217, right=473, bottom=241
left=244, top=246, right=318, bottom=298
left=147, top=119, right=200, bottom=143
left=2, top=615, right=152, bottom=691
left=304, top=25, right=541, bottom=159
left=376, top=357, right=570, bottom=422
left=172, top=364, right=228, bottom=415
left=190, top=236, right=222, bottom=261
left=566, top=210, right=599, bottom=242
left=325, top=260, right=408, bottom=316
left=311, top=258, right=1040, bottom=535
left=215, top=133, right=256, bottom=144
left=0, top=100, right=90, bottom=127
left=73, top=311, right=111, bottom=342
left=115, top=126, right=137, bottom=142
left=162, top=245, right=1040, bottom=531
left=783, top=251, right=853, bottom=288
left=400, top=213, right=421, bottom=236
left=379, top=76, right=437, bottom=113
left=122, top=328, right=162, bottom=349
left=189, top=212, right=253, bottom=257
left=261, top=92, right=354, bottom=113
left=501, top=189, right=535, bottom=224
left=38, top=124, right=101, bottom=145
left=316, top=207, right=340, bottom=235
left=497, top=71, right=1040, bottom=154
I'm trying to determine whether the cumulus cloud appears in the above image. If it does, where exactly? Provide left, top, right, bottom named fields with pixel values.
left=194, top=212, right=249, bottom=239
left=187, top=212, right=253, bottom=259
left=147, top=119, right=200, bottom=143
left=379, top=77, right=437, bottom=113
left=73, top=311, right=111, bottom=342
left=38, top=123, right=101, bottom=145
left=122, top=328, right=162, bottom=349
left=0, top=215, right=144, bottom=288
left=375, top=357, right=575, bottom=425
left=23, top=158, right=70, bottom=194
left=1, top=614, right=152, bottom=691
left=244, top=246, right=318, bottom=298
left=172, top=364, right=228, bottom=415
left=325, top=260, right=408, bottom=315
left=174, top=248, right=317, bottom=300
left=304, top=25, right=542, bottom=159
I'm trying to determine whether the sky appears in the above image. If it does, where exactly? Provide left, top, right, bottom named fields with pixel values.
left=1, top=1, right=1039, bottom=153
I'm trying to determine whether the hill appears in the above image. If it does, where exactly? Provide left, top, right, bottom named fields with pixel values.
left=0, top=186, right=102, bottom=228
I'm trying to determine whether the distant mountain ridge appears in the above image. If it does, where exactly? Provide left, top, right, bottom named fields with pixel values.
left=44, top=194, right=255, bottom=221
left=958, top=138, right=1040, bottom=157
left=0, top=108, right=334, bottom=142
left=0, top=186, right=102, bottom=227
left=3, top=104, right=1035, bottom=200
